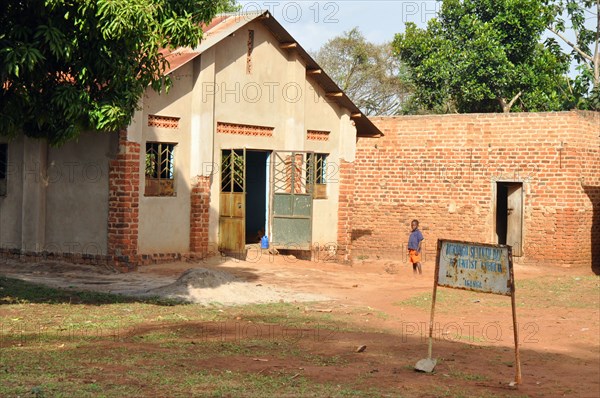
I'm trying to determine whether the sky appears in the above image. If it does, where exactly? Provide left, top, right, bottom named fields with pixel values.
left=235, top=1, right=595, bottom=69
left=236, top=0, right=440, bottom=52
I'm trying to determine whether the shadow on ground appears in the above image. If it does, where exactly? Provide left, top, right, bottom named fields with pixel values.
left=0, top=276, right=179, bottom=305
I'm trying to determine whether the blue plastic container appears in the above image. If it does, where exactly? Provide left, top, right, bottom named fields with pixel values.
left=260, top=235, right=269, bottom=249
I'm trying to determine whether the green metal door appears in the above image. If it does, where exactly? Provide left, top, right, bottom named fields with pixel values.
left=270, top=151, right=314, bottom=250
left=219, top=149, right=245, bottom=253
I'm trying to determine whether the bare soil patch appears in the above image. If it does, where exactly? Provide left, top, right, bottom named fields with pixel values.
left=1, top=252, right=599, bottom=397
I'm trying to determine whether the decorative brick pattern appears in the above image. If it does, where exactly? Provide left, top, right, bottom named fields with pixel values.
left=107, top=129, right=141, bottom=271
left=307, top=130, right=330, bottom=141
left=148, top=114, right=180, bottom=129
left=247, top=30, right=254, bottom=74
left=217, top=122, right=273, bottom=137
left=190, top=175, right=211, bottom=256
left=349, top=111, right=600, bottom=268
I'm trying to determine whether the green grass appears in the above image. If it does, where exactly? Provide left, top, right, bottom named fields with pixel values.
left=0, top=335, right=388, bottom=398
left=394, top=275, right=600, bottom=311
left=0, top=276, right=182, bottom=305
left=392, top=289, right=502, bottom=312
left=0, top=278, right=404, bottom=397
left=447, top=369, right=489, bottom=381
left=1, top=274, right=592, bottom=397
left=515, top=275, right=600, bottom=309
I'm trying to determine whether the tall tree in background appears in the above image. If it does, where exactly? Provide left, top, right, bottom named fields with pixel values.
left=0, top=0, right=230, bottom=146
left=393, top=0, right=571, bottom=113
left=314, top=28, right=411, bottom=116
left=548, top=0, right=600, bottom=109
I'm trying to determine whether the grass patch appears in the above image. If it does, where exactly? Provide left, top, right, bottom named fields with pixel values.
left=1, top=273, right=590, bottom=397
left=0, top=276, right=181, bottom=306
left=515, top=275, right=600, bottom=309
left=392, top=289, right=505, bottom=312
left=447, top=370, right=489, bottom=381
left=394, top=275, right=600, bottom=311
left=0, top=279, right=400, bottom=397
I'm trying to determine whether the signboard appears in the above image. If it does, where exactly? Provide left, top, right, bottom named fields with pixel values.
left=437, top=240, right=511, bottom=296
left=416, top=239, right=521, bottom=385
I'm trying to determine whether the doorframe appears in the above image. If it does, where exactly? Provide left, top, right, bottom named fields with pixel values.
left=493, top=180, right=524, bottom=256
left=244, top=149, right=271, bottom=244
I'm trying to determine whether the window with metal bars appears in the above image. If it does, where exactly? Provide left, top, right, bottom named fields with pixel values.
left=0, top=143, right=7, bottom=196
left=221, top=149, right=245, bottom=193
left=145, top=142, right=176, bottom=196
left=307, top=153, right=328, bottom=199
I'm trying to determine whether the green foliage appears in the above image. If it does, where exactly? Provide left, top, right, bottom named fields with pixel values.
left=393, top=0, right=572, bottom=113
left=0, top=0, right=223, bottom=145
left=548, top=0, right=600, bottom=110
left=314, top=28, right=411, bottom=115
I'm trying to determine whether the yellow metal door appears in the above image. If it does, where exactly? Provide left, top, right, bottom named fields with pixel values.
left=219, top=149, right=246, bottom=254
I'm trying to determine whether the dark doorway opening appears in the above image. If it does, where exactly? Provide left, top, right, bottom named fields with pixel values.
left=496, top=184, right=508, bottom=245
left=583, top=186, right=600, bottom=274
left=496, top=182, right=523, bottom=256
left=245, top=150, right=269, bottom=244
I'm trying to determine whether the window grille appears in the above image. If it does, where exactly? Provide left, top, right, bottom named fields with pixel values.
left=273, top=152, right=310, bottom=195
left=145, top=142, right=176, bottom=196
left=221, top=149, right=245, bottom=193
left=307, top=153, right=328, bottom=199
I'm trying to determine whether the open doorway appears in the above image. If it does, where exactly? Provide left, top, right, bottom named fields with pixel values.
left=245, top=150, right=269, bottom=244
left=495, top=182, right=523, bottom=256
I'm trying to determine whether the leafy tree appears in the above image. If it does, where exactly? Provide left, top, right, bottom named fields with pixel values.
left=393, top=0, right=572, bottom=113
left=0, top=0, right=229, bottom=146
left=314, top=28, right=411, bottom=116
left=548, top=0, right=600, bottom=109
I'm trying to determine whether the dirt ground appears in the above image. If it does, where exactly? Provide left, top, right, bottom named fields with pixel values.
left=1, top=251, right=599, bottom=397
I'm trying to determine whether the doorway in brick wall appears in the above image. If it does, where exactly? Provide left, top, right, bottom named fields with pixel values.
left=245, top=150, right=270, bottom=244
left=495, top=182, right=524, bottom=256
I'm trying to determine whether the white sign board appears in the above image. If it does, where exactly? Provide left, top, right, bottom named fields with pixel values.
left=437, top=240, right=512, bottom=296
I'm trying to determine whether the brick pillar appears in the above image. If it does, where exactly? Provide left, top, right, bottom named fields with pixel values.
left=107, top=130, right=140, bottom=270
left=190, top=175, right=211, bottom=256
left=337, top=160, right=355, bottom=263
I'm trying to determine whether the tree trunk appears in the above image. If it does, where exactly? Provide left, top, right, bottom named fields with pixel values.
left=498, top=91, right=522, bottom=113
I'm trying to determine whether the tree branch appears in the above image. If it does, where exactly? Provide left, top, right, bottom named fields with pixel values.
left=548, top=26, right=594, bottom=63
left=498, top=91, right=522, bottom=113
left=507, top=91, right=523, bottom=110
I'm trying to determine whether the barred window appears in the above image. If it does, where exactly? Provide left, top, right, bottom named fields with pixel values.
left=145, top=142, right=176, bottom=196
left=307, top=153, right=328, bottom=199
left=0, top=143, right=7, bottom=196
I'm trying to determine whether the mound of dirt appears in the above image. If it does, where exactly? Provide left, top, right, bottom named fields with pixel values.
left=149, top=268, right=237, bottom=294
left=146, top=267, right=329, bottom=305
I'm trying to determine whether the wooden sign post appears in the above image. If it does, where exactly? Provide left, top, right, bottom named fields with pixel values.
left=423, top=239, right=521, bottom=384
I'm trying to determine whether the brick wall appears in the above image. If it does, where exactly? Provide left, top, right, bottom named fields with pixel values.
left=336, top=160, right=355, bottom=262
left=190, top=175, right=211, bottom=256
left=107, top=130, right=141, bottom=271
left=351, top=111, right=600, bottom=268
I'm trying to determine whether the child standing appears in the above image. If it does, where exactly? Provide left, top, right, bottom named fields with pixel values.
left=408, top=219, right=424, bottom=274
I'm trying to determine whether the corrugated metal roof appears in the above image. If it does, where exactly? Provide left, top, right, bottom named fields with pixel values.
left=162, top=11, right=382, bottom=138
left=162, top=48, right=202, bottom=75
